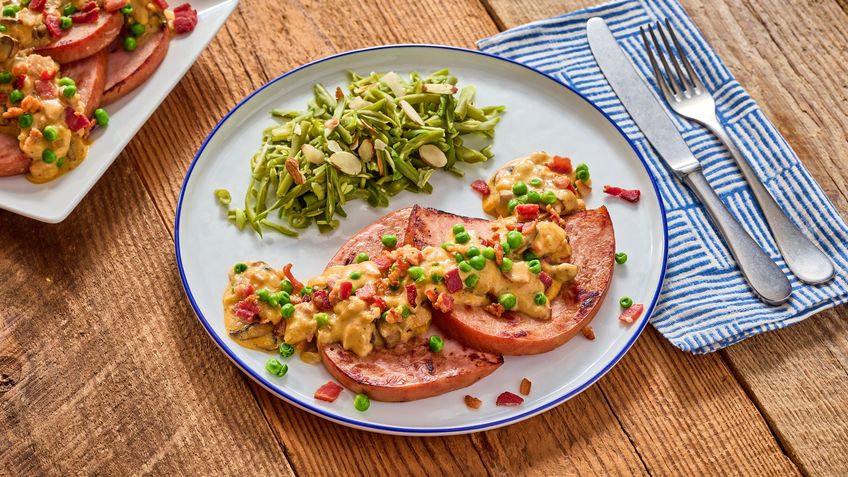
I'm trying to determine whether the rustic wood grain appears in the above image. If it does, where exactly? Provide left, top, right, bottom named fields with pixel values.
left=0, top=158, right=293, bottom=476
left=484, top=0, right=848, bottom=474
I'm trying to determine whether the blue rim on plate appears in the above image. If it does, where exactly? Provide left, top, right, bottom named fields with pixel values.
left=174, top=44, right=669, bottom=435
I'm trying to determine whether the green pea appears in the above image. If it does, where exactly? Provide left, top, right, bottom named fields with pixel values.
left=620, top=297, right=633, bottom=309
left=401, top=306, right=411, bottom=318
left=256, top=288, right=274, bottom=305
left=123, top=36, right=137, bottom=52
left=354, top=393, right=370, bottom=412
left=281, top=303, right=295, bottom=318
left=507, top=199, right=519, bottom=214
left=63, top=85, right=77, bottom=98
left=0, top=23, right=6, bottom=32
left=42, top=125, right=59, bottom=141
left=381, top=234, right=397, bottom=248
left=56, top=158, right=65, bottom=168
left=93, top=108, right=109, bottom=127
left=454, top=252, right=464, bottom=263
left=355, top=252, right=370, bottom=263
left=60, top=16, right=72, bottom=30
left=452, top=223, right=465, bottom=235
left=265, top=359, right=288, bottom=377
left=300, top=286, right=313, bottom=296
left=469, top=255, right=486, bottom=271
left=279, top=342, right=295, bottom=358
left=408, top=266, right=425, bottom=282
left=615, top=252, right=628, bottom=264
left=466, top=246, right=480, bottom=258
left=576, top=169, right=590, bottom=182
left=349, top=271, right=362, bottom=280
left=130, top=22, right=145, bottom=37
left=120, top=4, right=133, bottom=14
left=2, top=5, right=18, bottom=17
left=500, top=257, right=513, bottom=272
left=512, top=181, right=527, bottom=196
left=274, top=290, right=291, bottom=306
left=458, top=261, right=472, bottom=273
left=507, top=230, right=523, bottom=250
left=233, top=263, right=248, bottom=273
left=528, top=259, right=542, bottom=274
left=464, top=274, right=479, bottom=288
left=280, top=279, right=293, bottom=294
left=454, top=231, right=470, bottom=244
left=534, top=292, right=547, bottom=306
left=441, top=242, right=453, bottom=251
left=41, top=149, right=56, bottom=164
left=500, top=241, right=510, bottom=254
left=541, top=190, right=557, bottom=204
left=482, top=247, right=495, bottom=260
left=429, top=335, right=445, bottom=353
left=9, top=89, right=23, bottom=103
left=527, top=190, right=541, bottom=204
left=523, top=250, right=538, bottom=261
left=576, top=163, right=588, bottom=173
left=315, top=312, right=329, bottom=327
left=58, top=77, right=75, bottom=87
left=0, top=71, right=11, bottom=83
left=529, top=177, right=542, bottom=187
left=63, top=3, right=78, bottom=15
left=516, top=194, right=528, bottom=204
left=498, top=293, right=517, bottom=310
left=430, top=273, right=443, bottom=283
left=18, top=113, right=33, bottom=129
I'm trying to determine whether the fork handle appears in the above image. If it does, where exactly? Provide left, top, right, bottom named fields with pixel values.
left=683, top=169, right=792, bottom=305
left=700, top=117, right=835, bottom=285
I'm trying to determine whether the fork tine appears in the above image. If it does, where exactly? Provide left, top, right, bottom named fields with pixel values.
left=647, top=24, right=680, bottom=96
left=641, top=26, right=675, bottom=102
left=665, top=19, right=704, bottom=92
left=656, top=21, right=691, bottom=94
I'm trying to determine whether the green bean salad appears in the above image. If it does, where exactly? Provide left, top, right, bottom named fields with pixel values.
left=215, top=69, right=505, bottom=237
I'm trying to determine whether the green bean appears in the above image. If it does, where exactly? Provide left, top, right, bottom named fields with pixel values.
left=314, top=84, right=336, bottom=110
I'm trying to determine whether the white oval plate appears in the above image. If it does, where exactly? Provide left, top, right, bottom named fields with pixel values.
left=0, top=0, right=238, bottom=223
left=176, top=45, right=667, bottom=436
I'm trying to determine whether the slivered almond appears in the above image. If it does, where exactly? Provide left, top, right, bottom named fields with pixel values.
left=335, top=86, right=344, bottom=101
left=329, top=151, right=362, bottom=176
left=358, top=139, right=374, bottom=162
left=374, top=138, right=388, bottom=151
left=418, top=144, right=447, bottom=168
left=285, top=158, right=305, bottom=185
left=520, top=378, right=532, bottom=396
left=326, top=140, right=343, bottom=154
left=464, top=395, right=482, bottom=410
left=399, top=99, right=425, bottom=125
left=422, top=83, right=458, bottom=94
left=324, top=117, right=339, bottom=129
left=581, top=326, right=595, bottom=340
left=301, top=144, right=325, bottom=165
left=381, top=71, right=406, bottom=97
left=293, top=122, right=302, bottom=136
left=348, top=97, right=372, bottom=109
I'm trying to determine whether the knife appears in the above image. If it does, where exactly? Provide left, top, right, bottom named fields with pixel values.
left=586, top=17, right=791, bottom=305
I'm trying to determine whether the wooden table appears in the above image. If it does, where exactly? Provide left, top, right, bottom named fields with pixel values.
left=2, top=1, right=847, bottom=475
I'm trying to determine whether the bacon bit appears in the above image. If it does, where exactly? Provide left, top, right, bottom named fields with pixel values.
left=373, top=255, right=393, bottom=272
left=444, top=268, right=462, bottom=293
left=21, top=95, right=41, bottom=113
left=494, top=242, right=504, bottom=266
left=372, top=296, right=387, bottom=312
left=619, top=303, right=644, bottom=324
left=515, top=203, right=540, bottom=221
left=273, top=320, right=286, bottom=337
left=355, top=282, right=375, bottom=301
left=483, top=303, right=505, bottom=318
left=581, top=326, right=595, bottom=340
left=38, top=70, right=54, bottom=82
left=470, top=179, right=491, bottom=196
left=311, top=289, right=333, bottom=311
left=434, top=292, right=454, bottom=313
left=152, top=0, right=168, bottom=8
left=28, top=0, right=46, bottom=12
left=338, top=281, right=353, bottom=301
left=235, top=283, right=255, bottom=298
left=545, top=205, right=565, bottom=226
left=603, top=185, right=641, bottom=203
left=65, top=107, right=91, bottom=132
left=538, top=272, right=553, bottom=290
left=13, top=75, right=25, bottom=90
left=282, top=263, right=304, bottom=292
left=289, top=294, right=302, bottom=305
left=387, top=258, right=409, bottom=286
left=382, top=307, right=401, bottom=323
left=520, top=378, right=532, bottom=396
left=233, top=297, right=261, bottom=322
left=70, top=7, right=99, bottom=24
left=11, top=63, right=26, bottom=76
left=2, top=108, right=23, bottom=119
left=514, top=222, right=524, bottom=232
left=103, top=0, right=128, bottom=12
left=173, top=3, right=198, bottom=33
left=496, top=391, right=524, bottom=406
left=425, top=289, right=438, bottom=303
left=81, top=1, right=97, bottom=11
left=34, top=80, right=56, bottom=99
left=43, top=14, right=63, bottom=37
left=314, top=382, right=343, bottom=402
left=548, top=155, right=573, bottom=174
left=464, top=395, right=482, bottom=409
left=405, top=283, right=417, bottom=307
left=505, top=223, right=516, bottom=231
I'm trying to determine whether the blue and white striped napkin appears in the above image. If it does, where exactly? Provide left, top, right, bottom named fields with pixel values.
left=478, top=0, right=848, bottom=353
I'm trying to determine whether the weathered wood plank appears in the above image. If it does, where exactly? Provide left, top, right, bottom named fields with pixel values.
left=0, top=158, right=293, bottom=476
left=484, top=0, right=848, bottom=474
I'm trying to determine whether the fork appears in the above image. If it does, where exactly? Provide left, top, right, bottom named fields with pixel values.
left=641, top=20, right=834, bottom=285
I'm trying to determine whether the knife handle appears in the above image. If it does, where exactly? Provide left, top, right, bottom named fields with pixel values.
left=682, top=170, right=791, bottom=305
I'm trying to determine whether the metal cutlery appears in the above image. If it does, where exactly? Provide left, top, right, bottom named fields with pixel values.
left=586, top=17, right=791, bottom=305
left=641, top=20, right=834, bottom=285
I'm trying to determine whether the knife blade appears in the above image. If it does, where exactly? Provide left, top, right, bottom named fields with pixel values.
left=586, top=17, right=791, bottom=305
